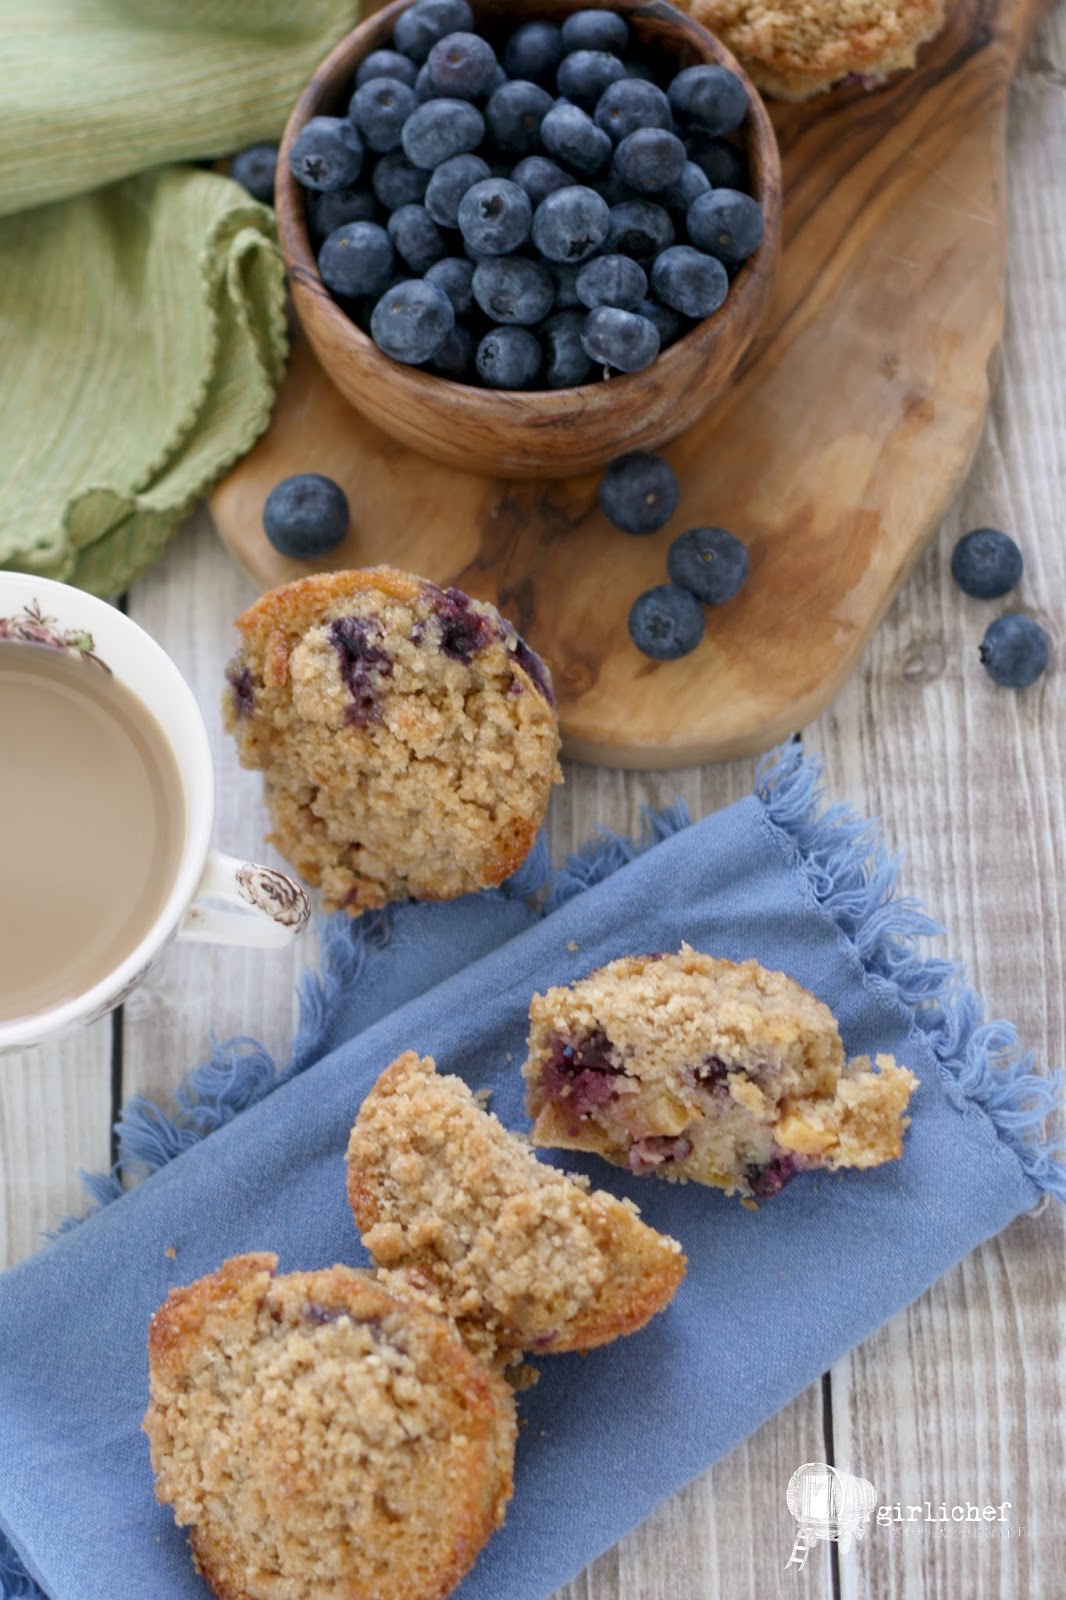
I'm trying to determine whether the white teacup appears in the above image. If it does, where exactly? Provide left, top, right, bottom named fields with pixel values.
left=0, top=573, right=310, bottom=1052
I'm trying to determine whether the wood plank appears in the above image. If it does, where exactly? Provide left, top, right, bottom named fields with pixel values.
left=811, top=6, right=1066, bottom=1593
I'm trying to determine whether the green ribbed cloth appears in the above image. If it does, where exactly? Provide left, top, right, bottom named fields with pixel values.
left=0, top=0, right=358, bottom=594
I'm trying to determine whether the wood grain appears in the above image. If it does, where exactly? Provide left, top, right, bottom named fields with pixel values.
left=212, top=0, right=1044, bottom=769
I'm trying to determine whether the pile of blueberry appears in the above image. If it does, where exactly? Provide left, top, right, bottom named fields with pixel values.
left=599, top=452, right=749, bottom=659
left=286, top=0, right=762, bottom=388
left=950, top=527, right=1050, bottom=689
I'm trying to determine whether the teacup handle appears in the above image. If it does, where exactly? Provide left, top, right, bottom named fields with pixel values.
left=178, top=850, right=311, bottom=949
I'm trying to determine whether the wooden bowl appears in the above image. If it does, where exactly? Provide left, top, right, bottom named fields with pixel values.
left=276, top=0, right=782, bottom=479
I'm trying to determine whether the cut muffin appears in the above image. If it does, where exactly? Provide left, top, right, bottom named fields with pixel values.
left=685, top=0, right=947, bottom=100
left=223, top=567, right=561, bottom=914
left=144, top=1253, right=516, bottom=1600
left=523, top=946, right=918, bottom=1199
left=347, top=1052, right=686, bottom=1353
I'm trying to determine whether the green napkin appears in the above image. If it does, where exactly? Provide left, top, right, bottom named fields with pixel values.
left=0, top=0, right=359, bottom=595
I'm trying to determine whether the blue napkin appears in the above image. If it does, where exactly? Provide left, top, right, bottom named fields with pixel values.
left=0, top=747, right=1061, bottom=1600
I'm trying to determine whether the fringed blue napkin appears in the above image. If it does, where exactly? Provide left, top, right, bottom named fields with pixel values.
left=0, top=747, right=1061, bottom=1600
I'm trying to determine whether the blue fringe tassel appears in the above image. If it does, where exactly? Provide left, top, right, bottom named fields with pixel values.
left=0, top=1539, right=43, bottom=1599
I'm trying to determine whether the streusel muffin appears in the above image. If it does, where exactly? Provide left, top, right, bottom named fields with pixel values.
left=223, top=568, right=561, bottom=914
left=347, top=1052, right=686, bottom=1353
left=523, top=947, right=918, bottom=1198
left=685, top=0, right=947, bottom=100
left=144, top=1253, right=516, bottom=1600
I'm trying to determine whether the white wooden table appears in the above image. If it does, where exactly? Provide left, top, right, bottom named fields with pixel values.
left=2, top=10, right=1063, bottom=1595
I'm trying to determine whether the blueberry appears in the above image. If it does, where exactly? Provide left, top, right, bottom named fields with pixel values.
left=662, top=160, right=711, bottom=214
left=504, top=21, right=564, bottom=83
left=593, top=78, right=673, bottom=142
left=230, top=144, right=278, bottom=204
left=318, top=220, right=394, bottom=298
left=371, top=150, right=429, bottom=209
left=308, top=185, right=377, bottom=244
left=556, top=50, right=627, bottom=110
left=457, top=177, right=533, bottom=254
left=638, top=296, right=687, bottom=347
left=349, top=76, right=417, bottom=153
left=606, top=199, right=675, bottom=261
left=387, top=204, right=447, bottom=273
left=356, top=49, right=419, bottom=89
left=532, top=184, right=611, bottom=262
left=599, top=452, right=679, bottom=534
left=472, top=256, right=554, bottom=324
left=424, top=151, right=491, bottom=225
left=668, top=527, right=749, bottom=603
left=979, top=614, right=1050, bottom=687
left=329, top=615, right=393, bottom=724
left=288, top=116, right=364, bottom=192
left=549, top=260, right=583, bottom=308
left=687, top=188, right=764, bottom=265
left=613, top=127, right=688, bottom=194
left=651, top=244, right=729, bottom=317
left=581, top=306, right=660, bottom=372
left=688, top=133, right=749, bottom=190
left=628, top=584, right=704, bottom=659
left=668, top=65, right=748, bottom=135
left=414, top=61, right=445, bottom=102
left=263, top=474, right=349, bottom=558
left=426, top=31, right=498, bottom=100
left=951, top=528, right=1024, bottom=599
left=424, top=255, right=476, bottom=314
left=429, top=321, right=478, bottom=379
left=402, top=98, right=485, bottom=169
left=540, top=103, right=612, bottom=175
left=542, top=310, right=595, bottom=388
left=476, top=326, right=542, bottom=387
left=576, top=253, right=647, bottom=310
left=486, top=80, right=554, bottom=153
left=393, top=0, right=475, bottom=64
left=511, top=154, right=570, bottom=207
left=561, top=10, right=629, bottom=56
left=370, top=278, right=455, bottom=364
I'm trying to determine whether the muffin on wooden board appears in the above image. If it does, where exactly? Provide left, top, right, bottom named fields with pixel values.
left=683, top=0, right=947, bottom=100
left=523, top=946, right=918, bottom=1199
left=144, top=1253, right=516, bottom=1600
left=223, top=567, right=561, bottom=914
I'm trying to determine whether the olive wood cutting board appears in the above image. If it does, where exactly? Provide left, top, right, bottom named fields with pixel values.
left=210, top=0, right=1046, bottom=769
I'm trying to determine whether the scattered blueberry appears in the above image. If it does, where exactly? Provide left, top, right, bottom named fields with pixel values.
left=687, top=188, right=765, bottom=265
left=668, top=64, right=748, bottom=134
left=371, top=150, right=429, bottom=209
left=425, top=255, right=476, bottom=314
left=576, top=252, right=647, bottom=310
left=542, top=310, right=595, bottom=387
left=511, top=154, right=570, bottom=207
left=473, top=256, right=554, bottom=324
left=594, top=78, right=673, bottom=143
left=370, top=278, right=455, bottom=364
left=978, top=614, right=1050, bottom=688
left=667, top=527, right=749, bottom=603
left=387, top=203, right=448, bottom=273
left=308, top=185, right=377, bottom=243
left=424, top=151, right=491, bottom=226
left=599, top=452, right=679, bottom=534
left=426, top=30, right=499, bottom=100
left=401, top=97, right=485, bottom=169
left=394, top=0, right=475, bottom=64
left=556, top=49, right=627, bottom=110
left=429, top=320, right=478, bottom=378
left=263, top=474, right=349, bottom=558
left=560, top=9, right=629, bottom=56
left=504, top=20, right=564, bottom=81
left=458, top=177, right=533, bottom=255
left=486, top=79, right=554, bottom=153
left=628, top=583, right=705, bottom=659
left=356, top=49, right=420, bottom=89
left=318, top=220, right=394, bottom=299
left=540, top=102, right=613, bottom=174
left=532, top=184, right=611, bottom=262
left=582, top=305, right=660, bottom=370
left=613, top=127, right=688, bottom=194
left=605, top=199, right=674, bottom=261
left=476, top=326, right=542, bottom=387
left=951, top=528, right=1024, bottom=599
left=288, top=116, right=364, bottom=191
left=230, top=144, right=278, bottom=204
left=651, top=244, right=729, bottom=318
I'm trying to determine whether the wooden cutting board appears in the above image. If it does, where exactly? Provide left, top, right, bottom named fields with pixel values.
left=210, top=0, right=1045, bottom=769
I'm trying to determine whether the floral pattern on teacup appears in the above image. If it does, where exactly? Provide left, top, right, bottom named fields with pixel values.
left=235, top=863, right=312, bottom=932
left=0, top=599, right=111, bottom=673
